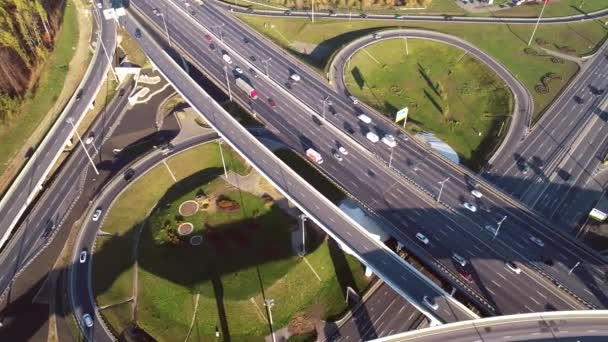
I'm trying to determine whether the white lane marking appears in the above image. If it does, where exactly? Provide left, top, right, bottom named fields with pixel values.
left=529, top=296, right=541, bottom=306
left=490, top=280, right=502, bottom=288
left=536, top=290, right=547, bottom=299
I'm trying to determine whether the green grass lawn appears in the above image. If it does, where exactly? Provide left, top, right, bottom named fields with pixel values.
left=274, top=149, right=346, bottom=203
left=344, top=39, right=512, bottom=169
left=95, top=142, right=368, bottom=340
left=0, top=0, right=80, bottom=177
left=483, top=0, right=608, bottom=18
left=237, top=14, right=607, bottom=122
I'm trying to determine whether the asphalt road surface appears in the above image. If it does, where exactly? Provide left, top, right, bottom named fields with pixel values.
left=0, top=0, right=117, bottom=250
left=130, top=0, right=608, bottom=314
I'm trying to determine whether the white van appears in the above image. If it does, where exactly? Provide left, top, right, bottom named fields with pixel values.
left=366, top=131, right=379, bottom=143
left=381, top=134, right=397, bottom=148
left=357, top=114, right=372, bottom=124
left=290, top=73, right=301, bottom=81
left=222, top=54, right=232, bottom=64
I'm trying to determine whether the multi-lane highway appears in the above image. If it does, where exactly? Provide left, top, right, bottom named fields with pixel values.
left=0, top=0, right=116, bottom=250
left=129, top=0, right=608, bottom=315
left=488, top=41, right=608, bottom=230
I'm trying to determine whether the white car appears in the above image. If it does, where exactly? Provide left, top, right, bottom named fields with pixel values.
left=373, top=33, right=382, bottom=39
left=83, top=313, right=94, bottom=328
left=92, top=208, right=102, bottom=222
left=471, top=189, right=483, bottom=198
left=350, top=96, right=359, bottom=105
left=79, top=250, right=88, bottom=263
left=530, top=236, right=545, bottom=247
left=357, top=114, right=372, bottom=124
left=96, top=2, right=103, bottom=9
left=333, top=153, right=343, bottom=162
left=290, top=73, right=301, bottom=81
left=222, top=54, right=232, bottom=64
left=452, top=253, right=467, bottom=267
left=338, top=146, right=348, bottom=155
left=463, top=202, right=477, bottom=212
left=505, top=261, right=521, bottom=274
left=415, top=232, right=429, bottom=245
left=366, top=131, right=379, bottom=143
left=423, top=296, right=439, bottom=311
left=85, top=133, right=94, bottom=145
left=234, top=67, right=243, bottom=74
left=381, top=134, right=397, bottom=148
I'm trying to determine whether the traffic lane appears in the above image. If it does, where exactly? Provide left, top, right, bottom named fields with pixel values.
left=129, top=18, right=474, bottom=324
left=132, top=4, right=600, bottom=316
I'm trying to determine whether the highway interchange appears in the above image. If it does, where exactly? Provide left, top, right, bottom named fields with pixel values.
left=131, top=0, right=608, bottom=314
left=2, top=0, right=608, bottom=340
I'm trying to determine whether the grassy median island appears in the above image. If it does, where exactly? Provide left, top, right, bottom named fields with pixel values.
left=344, top=39, right=512, bottom=169
left=93, top=142, right=369, bottom=340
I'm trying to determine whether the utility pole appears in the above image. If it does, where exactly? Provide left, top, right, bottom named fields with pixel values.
left=321, top=96, right=331, bottom=121
left=568, top=261, right=581, bottom=275
left=437, top=177, right=449, bottom=203
left=389, top=146, right=394, bottom=168
left=218, top=140, right=228, bottom=178
left=494, top=215, right=507, bottom=240
left=67, top=117, right=99, bottom=175
left=160, top=13, right=172, bottom=47
left=527, top=0, right=548, bottom=46
left=223, top=65, right=232, bottom=101
left=299, top=215, right=307, bottom=256
left=263, top=57, right=272, bottom=77
left=265, top=299, right=276, bottom=342
left=311, top=0, right=315, bottom=23
left=215, top=23, right=225, bottom=40
left=97, top=31, right=118, bottom=82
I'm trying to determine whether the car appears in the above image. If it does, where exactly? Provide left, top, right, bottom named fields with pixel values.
left=471, top=189, right=483, bottom=198
left=79, top=250, right=88, bottom=263
left=458, top=270, right=474, bottom=283
left=381, top=134, right=397, bottom=148
left=209, top=43, right=216, bottom=50
left=366, top=131, right=379, bottom=143
left=466, top=178, right=478, bottom=189
left=247, top=7, right=254, bottom=13
left=574, top=95, right=585, bottom=104
left=394, top=14, right=404, bottom=19
left=124, top=168, right=135, bottom=182
left=83, top=313, right=94, bottom=328
left=484, top=224, right=497, bottom=235
left=290, top=73, right=301, bottom=82
left=328, top=10, right=337, bottom=17
left=338, top=146, right=348, bottom=155
left=422, top=296, right=438, bottom=310
left=463, top=202, right=477, bottom=212
left=92, top=208, right=102, bottom=222
left=204, top=34, right=212, bottom=43
left=530, top=236, right=545, bottom=247
left=85, top=133, right=94, bottom=145
left=75, top=89, right=84, bottom=100
left=505, top=261, right=521, bottom=274
left=452, top=253, right=467, bottom=267
left=373, top=33, right=381, bottom=39
left=333, top=153, right=343, bottom=162
left=118, top=88, right=126, bottom=96
left=268, top=98, right=277, bottom=108
left=234, top=67, right=243, bottom=74
left=134, top=28, right=142, bottom=38
left=243, top=37, right=250, bottom=44
left=250, top=55, right=257, bottom=62
left=284, top=9, right=291, bottom=15
left=222, top=54, right=232, bottom=64
left=96, top=2, right=103, bottom=9
left=360, top=13, right=368, bottom=18
left=160, top=143, right=174, bottom=155
left=521, top=162, right=530, bottom=174
left=357, top=114, right=372, bottom=124
left=350, top=96, right=359, bottom=105
left=415, top=232, right=429, bottom=245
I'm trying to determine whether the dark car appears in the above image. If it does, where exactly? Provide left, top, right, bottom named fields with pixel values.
left=124, top=168, right=135, bottom=182
left=267, top=98, right=277, bottom=108
left=118, top=88, right=126, bottom=96
left=204, top=34, right=212, bottom=43
left=574, top=95, right=585, bottom=104
left=243, top=37, right=250, bottom=44
left=558, top=169, right=571, bottom=181
left=75, top=90, right=84, bottom=100
left=360, top=13, right=367, bottom=18
left=134, top=28, right=142, bottom=38
left=209, top=43, right=216, bottom=50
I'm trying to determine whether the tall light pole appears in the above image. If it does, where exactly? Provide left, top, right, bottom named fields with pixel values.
left=67, top=117, right=99, bottom=175
left=527, top=0, right=548, bottom=46
left=218, top=140, right=228, bottom=178
left=321, top=96, right=331, bottom=121
left=311, top=0, right=315, bottom=23
left=215, top=23, right=225, bottom=40
left=263, top=57, right=272, bottom=77
left=264, top=299, right=276, bottom=342
left=97, top=31, right=118, bottom=82
left=437, top=177, right=449, bottom=203
left=160, top=13, right=172, bottom=47
left=494, top=215, right=507, bottom=240
left=223, top=65, right=233, bottom=101
left=568, top=261, right=581, bottom=275
left=299, top=214, right=307, bottom=256
left=389, top=146, right=395, bottom=168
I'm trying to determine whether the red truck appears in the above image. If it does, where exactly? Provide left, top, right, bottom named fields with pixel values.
left=306, top=148, right=323, bottom=164
left=236, top=78, right=258, bottom=99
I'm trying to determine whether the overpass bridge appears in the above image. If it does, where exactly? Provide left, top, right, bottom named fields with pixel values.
left=122, top=11, right=479, bottom=325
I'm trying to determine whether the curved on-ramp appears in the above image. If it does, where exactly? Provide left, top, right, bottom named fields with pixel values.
left=327, top=28, right=532, bottom=166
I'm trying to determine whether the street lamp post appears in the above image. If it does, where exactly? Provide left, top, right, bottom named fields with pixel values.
left=218, top=140, right=228, bottom=178
left=527, top=0, right=548, bottom=46
left=160, top=13, right=172, bottom=47
left=568, top=261, right=581, bottom=275
left=321, top=96, right=331, bottom=120
left=67, top=117, right=99, bottom=175
left=389, top=146, right=394, bottom=169
left=263, top=57, right=272, bottom=77
left=223, top=65, right=233, bottom=101
left=265, top=299, right=276, bottom=342
left=97, top=31, right=118, bottom=82
left=494, top=215, right=507, bottom=240
left=437, top=177, right=449, bottom=203
left=215, top=23, right=225, bottom=40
